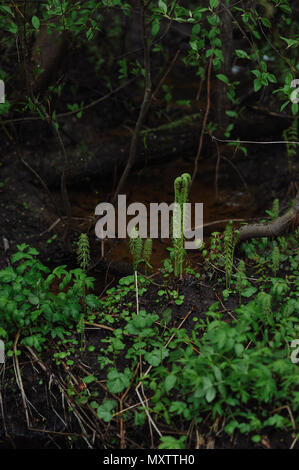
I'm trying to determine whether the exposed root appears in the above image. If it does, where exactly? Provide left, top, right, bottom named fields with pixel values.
left=238, top=191, right=299, bottom=242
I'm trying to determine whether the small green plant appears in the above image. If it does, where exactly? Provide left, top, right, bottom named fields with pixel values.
left=76, top=233, right=91, bottom=272
left=142, top=238, right=153, bottom=269
left=129, top=228, right=152, bottom=271
left=0, top=244, right=98, bottom=353
left=256, top=291, right=272, bottom=323
left=172, top=173, right=191, bottom=277
left=266, top=198, right=279, bottom=220
left=224, top=220, right=240, bottom=289
left=235, top=260, right=247, bottom=301
left=129, top=228, right=143, bottom=270
left=272, top=245, right=280, bottom=277
left=282, top=119, right=298, bottom=180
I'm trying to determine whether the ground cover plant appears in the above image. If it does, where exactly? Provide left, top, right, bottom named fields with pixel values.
left=0, top=0, right=299, bottom=452
left=0, top=200, right=298, bottom=449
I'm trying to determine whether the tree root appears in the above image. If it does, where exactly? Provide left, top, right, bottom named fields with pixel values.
left=238, top=191, right=299, bottom=242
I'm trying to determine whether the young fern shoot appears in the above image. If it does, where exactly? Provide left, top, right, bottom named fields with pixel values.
left=172, top=173, right=191, bottom=277
left=272, top=245, right=280, bottom=277
left=224, top=220, right=240, bottom=289
left=129, top=228, right=143, bottom=271
left=143, top=238, right=153, bottom=269
left=129, top=228, right=153, bottom=271
left=235, top=259, right=247, bottom=302
left=76, top=233, right=91, bottom=272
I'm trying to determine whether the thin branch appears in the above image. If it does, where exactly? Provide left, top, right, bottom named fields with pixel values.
left=190, top=55, right=213, bottom=192
left=112, top=0, right=152, bottom=203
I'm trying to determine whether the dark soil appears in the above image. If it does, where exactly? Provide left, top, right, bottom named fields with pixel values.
left=0, top=50, right=297, bottom=449
left=0, top=267, right=298, bottom=449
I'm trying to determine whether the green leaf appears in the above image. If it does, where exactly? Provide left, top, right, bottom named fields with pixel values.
left=86, top=29, right=93, bottom=40
left=216, top=74, right=229, bottom=85
left=225, top=110, right=237, bottom=118
left=144, top=347, right=169, bottom=366
left=32, top=16, right=40, bottom=30
left=0, top=267, right=16, bottom=283
left=210, top=0, right=219, bottom=9
left=152, top=21, right=160, bottom=36
left=235, top=49, right=249, bottom=59
left=158, top=0, right=167, bottom=14
left=291, top=102, right=298, bottom=115
left=96, top=399, right=117, bottom=423
left=254, top=79, right=262, bottom=92
left=83, top=374, right=96, bottom=384
left=241, top=286, right=257, bottom=298
left=159, top=436, right=186, bottom=449
left=28, top=294, right=39, bottom=305
left=234, top=343, right=244, bottom=356
left=261, top=18, right=271, bottom=28
left=165, top=374, right=176, bottom=393
left=107, top=368, right=131, bottom=394
left=279, top=4, right=291, bottom=14
left=280, top=37, right=299, bottom=49
left=205, top=387, right=216, bottom=403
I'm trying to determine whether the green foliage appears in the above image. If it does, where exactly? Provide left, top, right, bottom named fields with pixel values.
left=282, top=119, right=298, bottom=178
left=172, top=173, right=191, bottom=277
left=2, top=223, right=298, bottom=447
left=129, top=228, right=152, bottom=271
left=257, top=291, right=272, bottom=322
left=235, top=259, right=248, bottom=301
left=224, top=221, right=240, bottom=289
left=92, top=227, right=299, bottom=442
left=0, top=244, right=97, bottom=351
left=158, top=435, right=187, bottom=449
left=266, top=198, right=279, bottom=220
left=142, top=238, right=153, bottom=267
left=129, top=228, right=143, bottom=271
left=76, top=233, right=91, bottom=272
left=271, top=245, right=280, bottom=277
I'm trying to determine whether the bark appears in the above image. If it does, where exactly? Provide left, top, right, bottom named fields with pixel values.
left=239, top=191, right=299, bottom=241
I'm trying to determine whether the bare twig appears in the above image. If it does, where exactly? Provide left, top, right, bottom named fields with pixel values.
left=112, top=0, right=152, bottom=202
left=190, top=55, right=213, bottom=192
